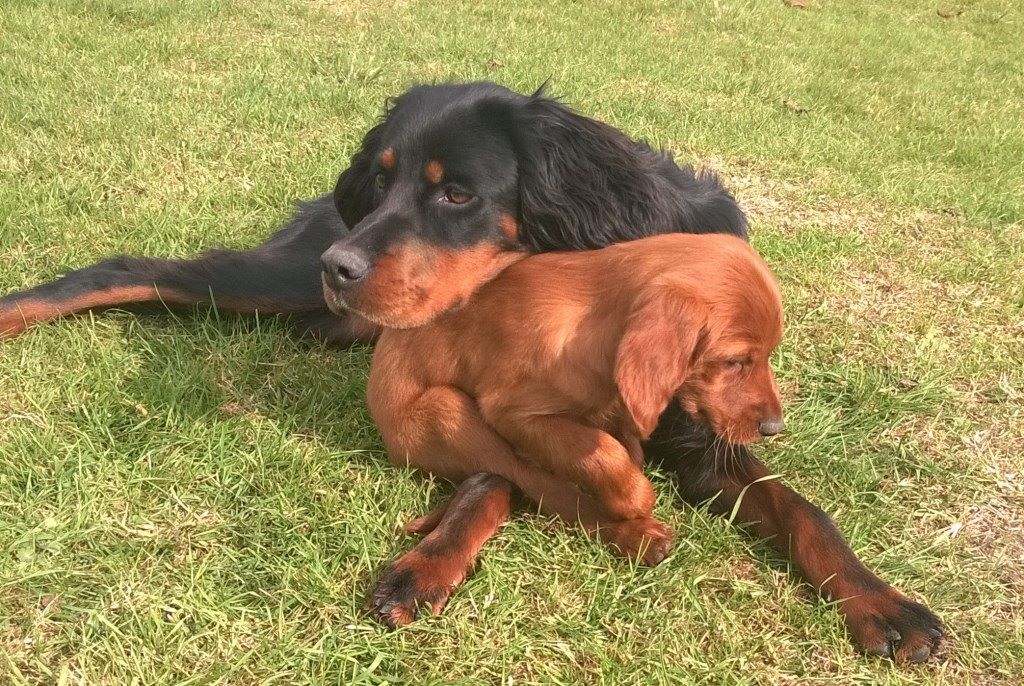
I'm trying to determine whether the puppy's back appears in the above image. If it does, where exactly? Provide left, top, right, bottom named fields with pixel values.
left=491, top=232, right=769, bottom=306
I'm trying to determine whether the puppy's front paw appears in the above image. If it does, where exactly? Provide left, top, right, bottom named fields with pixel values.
left=599, top=517, right=676, bottom=566
left=365, top=552, right=462, bottom=628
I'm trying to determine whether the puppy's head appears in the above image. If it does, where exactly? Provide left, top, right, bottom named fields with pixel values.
left=615, top=241, right=784, bottom=444
left=675, top=306, right=784, bottom=446
left=321, top=83, right=529, bottom=328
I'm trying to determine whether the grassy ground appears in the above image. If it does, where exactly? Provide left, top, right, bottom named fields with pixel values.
left=1, top=0, right=1022, bottom=683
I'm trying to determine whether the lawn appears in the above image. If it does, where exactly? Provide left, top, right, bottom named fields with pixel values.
left=1, top=0, right=1022, bottom=683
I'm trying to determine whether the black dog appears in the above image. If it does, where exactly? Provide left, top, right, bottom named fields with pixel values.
left=0, top=82, right=942, bottom=661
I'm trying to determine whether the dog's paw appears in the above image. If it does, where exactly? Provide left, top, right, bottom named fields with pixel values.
left=842, top=588, right=945, bottom=662
left=600, top=517, right=676, bottom=566
left=364, top=552, right=462, bottom=628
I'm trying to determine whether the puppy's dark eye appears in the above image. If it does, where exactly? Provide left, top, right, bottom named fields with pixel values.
left=724, top=358, right=745, bottom=370
left=374, top=173, right=386, bottom=190
left=442, top=189, right=473, bottom=205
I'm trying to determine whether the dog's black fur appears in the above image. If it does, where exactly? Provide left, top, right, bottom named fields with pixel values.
left=0, top=81, right=942, bottom=661
left=319, top=83, right=747, bottom=330
left=333, top=83, right=746, bottom=249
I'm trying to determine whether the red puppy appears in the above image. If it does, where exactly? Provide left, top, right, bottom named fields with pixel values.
left=366, top=233, right=784, bottom=623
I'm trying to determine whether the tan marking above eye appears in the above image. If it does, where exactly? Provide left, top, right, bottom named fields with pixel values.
left=381, top=147, right=396, bottom=170
left=424, top=160, right=444, bottom=184
left=499, top=214, right=519, bottom=242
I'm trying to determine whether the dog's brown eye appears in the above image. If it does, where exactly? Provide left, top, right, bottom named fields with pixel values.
left=374, top=173, right=386, bottom=190
left=724, top=358, right=745, bottom=370
left=442, top=189, right=473, bottom=205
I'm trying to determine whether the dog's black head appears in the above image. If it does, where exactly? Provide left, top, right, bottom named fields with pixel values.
left=321, top=83, right=526, bottom=328
left=321, top=81, right=746, bottom=329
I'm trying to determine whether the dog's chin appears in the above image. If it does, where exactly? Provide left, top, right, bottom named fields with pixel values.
left=683, top=404, right=761, bottom=446
left=322, top=282, right=450, bottom=330
left=342, top=301, right=451, bottom=330
left=712, top=422, right=761, bottom=446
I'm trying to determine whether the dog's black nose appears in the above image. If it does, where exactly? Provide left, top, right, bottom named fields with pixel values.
left=758, top=417, right=785, bottom=437
left=321, top=246, right=370, bottom=287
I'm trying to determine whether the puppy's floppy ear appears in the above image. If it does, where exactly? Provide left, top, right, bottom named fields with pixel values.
left=615, top=290, right=704, bottom=437
left=333, top=115, right=388, bottom=228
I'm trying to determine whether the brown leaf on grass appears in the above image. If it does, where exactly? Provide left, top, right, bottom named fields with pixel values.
left=783, top=0, right=807, bottom=7
left=487, top=58, right=504, bottom=69
left=783, top=99, right=808, bottom=114
left=40, top=594, right=59, bottom=613
left=937, top=8, right=964, bottom=18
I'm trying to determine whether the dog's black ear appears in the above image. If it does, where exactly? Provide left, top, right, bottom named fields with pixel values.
left=333, top=117, right=387, bottom=228
left=508, top=90, right=747, bottom=249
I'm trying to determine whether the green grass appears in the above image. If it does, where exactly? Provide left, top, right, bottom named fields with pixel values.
left=2, top=0, right=1023, bottom=683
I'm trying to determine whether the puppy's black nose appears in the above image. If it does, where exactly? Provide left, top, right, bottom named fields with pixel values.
left=758, top=417, right=785, bottom=437
left=321, top=246, right=370, bottom=287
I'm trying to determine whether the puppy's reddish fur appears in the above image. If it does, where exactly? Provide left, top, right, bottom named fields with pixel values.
left=367, top=234, right=783, bottom=600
